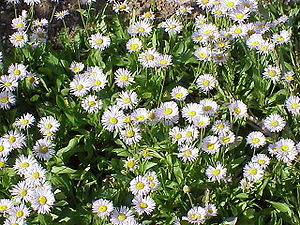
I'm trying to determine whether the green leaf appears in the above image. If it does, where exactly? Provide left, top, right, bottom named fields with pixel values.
left=51, top=166, right=77, bottom=174
left=266, top=200, right=292, bottom=213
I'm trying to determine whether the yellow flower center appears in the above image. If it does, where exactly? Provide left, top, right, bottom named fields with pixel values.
left=236, top=13, right=244, bottom=19
left=136, top=115, right=145, bottom=121
left=148, top=176, right=154, bottom=181
left=130, top=44, right=139, bottom=50
left=291, top=103, right=298, bottom=109
left=32, top=172, right=40, bottom=179
left=203, top=80, right=210, bottom=86
left=226, top=1, right=234, bottom=7
left=249, top=168, right=257, bottom=175
left=0, top=145, right=3, bottom=152
left=234, top=28, right=242, bottom=34
left=175, top=133, right=182, bottom=139
left=19, top=189, right=27, bottom=196
left=184, top=150, right=192, bottom=156
left=126, top=129, right=135, bottom=138
left=0, top=97, right=8, bottom=103
left=0, top=161, right=4, bottom=168
left=233, top=107, right=241, bottom=114
left=118, top=214, right=127, bottom=221
left=76, top=84, right=84, bottom=90
left=175, top=92, right=183, bottom=99
left=109, top=117, right=118, bottom=124
left=123, top=98, right=131, bottom=103
left=39, top=146, right=49, bottom=153
left=94, top=80, right=101, bottom=86
left=9, top=136, right=16, bottom=143
left=14, top=69, right=21, bottom=75
left=222, top=136, right=230, bottom=143
left=139, top=202, right=148, bottom=208
left=188, top=111, right=196, bottom=116
left=198, top=52, right=207, bottom=58
left=203, top=30, right=211, bottom=35
left=169, top=24, right=176, bottom=29
left=124, top=116, right=131, bottom=123
left=0, top=205, right=7, bottom=211
left=277, top=36, right=284, bottom=42
left=196, top=36, right=203, bottom=41
left=21, top=162, right=29, bottom=168
left=258, top=159, right=265, bottom=165
left=21, top=119, right=29, bottom=125
left=138, top=27, right=145, bottom=32
left=126, top=160, right=135, bottom=168
left=271, top=120, right=278, bottom=126
left=212, top=169, right=220, bottom=175
left=185, top=131, right=192, bottom=137
left=26, top=76, right=35, bottom=83
left=44, top=123, right=53, bottom=129
left=15, top=35, right=24, bottom=41
left=142, top=150, right=150, bottom=157
left=4, top=82, right=12, bottom=87
left=281, top=145, right=289, bottom=151
left=38, top=196, right=47, bottom=205
left=98, top=205, right=107, bottom=212
left=16, top=23, right=23, bottom=28
left=204, top=106, right=211, bottom=111
left=252, top=138, right=260, bottom=144
left=95, top=38, right=103, bottom=44
left=160, top=60, right=168, bottom=65
left=268, top=70, right=276, bottom=77
left=16, top=211, right=24, bottom=217
left=164, top=108, right=173, bottom=115
left=146, top=54, right=154, bottom=60
left=136, top=181, right=145, bottom=190
left=207, top=143, right=214, bottom=150
left=88, top=101, right=96, bottom=107
left=118, top=4, right=126, bottom=10
left=120, top=75, right=128, bottom=82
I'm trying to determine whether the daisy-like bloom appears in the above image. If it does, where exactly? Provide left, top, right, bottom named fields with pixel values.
left=262, top=65, right=281, bottom=82
left=30, top=188, right=55, bottom=214
left=113, top=0, right=131, bottom=13
left=199, top=23, right=219, bottom=40
left=8, top=63, right=28, bottom=80
left=257, top=41, right=274, bottom=55
left=282, top=71, right=294, bottom=83
left=221, top=0, right=240, bottom=9
left=272, top=30, right=291, bottom=45
left=0, top=156, right=7, bottom=169
left=81, top=95, right=102, bottom=113
left=130, top=175, right=150, bottom=196
left=0, top=138, right=12, bottom=158
left=228, top=100, right=247, bottom=117
left=24, top=0, right=40, bottom=5
left=92, top=198, right=114, bottom=218
left=183, top=206, right=206, bottom=224
left=3, top=217, right=25, bottom=225
left=211, top=120, right=230, bottom=134
left=263, top=113, right=285, bottom=132
left=161, top=18, right=183, bottom=34
left=274, top=138, right=297, bottom=163
left=54, top=10, right=69, bottom=20
left=240, top=178, right=253, bottom=190
left=30, top=27, right=48, bottom=43
left=120, top=126, right=142, bottom=145
left=11, top=180, right=33, bottom=203
left=0, top=92, right=16, bottom=110
left=205, top=203, right=217, bottom=217
left=14, top=113, right=35, bottom=130
left=0, top=199, right=13, bottom=214
left=69, top=61, right=84, bottom=74
left=206, top=162, right=227, bottom=182
left=251, top=154, right=270, bottom=169
left=192, top=115, right=210, bottom=129
left=182, top=125, right=199, bottom=144
left=11, top=17, right=26, bottom=31
left=156, top=54, right=173, bottom=68
left=3, top=130, right=25, bottom=150
left=285, top=96, right=300, bottom=115
left=8, top=203, right=30, bottom=220
left=89, top=33, right=111, bottom=51
left=199, top=99, right=219, bottom=116
left=194, top=14, right=207, bottom=28
left=246, top=131, right=266, bottom=148
left=114, top=68, right=134, bottom=88
left=201, top=135, right=220, bottom=154
left=157, top=101, right=179, bottom=123
left=101, top=105, right=125, bottom=132
left=0, top=75, right=18, bottom=92
left=32, top=18, right=48, bottom=28
left=37, top=116, right=60, bottom=135
left=169, top=126, right=185, bottom=145
left=176, top=5, right=193, bottom=16
left=10, top=31, right=28, bottom=47
left=124, top=157, right=138, bottom=171
left=182, top=103, right=202, bottom=123
left=116, top=90, right=138, bottom=110
left=196, top=0, right=214, bottom=9
left=246, top=34, right=264, bottom=50
left=69, top=76, right=91, bottom=97
left=218, top=131, right=235, bottom=146
left=132, top=195, right=156, bottom=215
left=110, top=206, right=134, bottom=224
left=243, top=162, right=264, bottom=181
left=89, top=73, right=108, bottom=91
left=194, top=47, right=212, bottom=62
left=25, top=72, right=40, bottom=88
left=140, top=11, right=155, bottom=20
left=126, top=38, right=143, bottom=53
left=178, top=145, right=199, bottom=163
left=14, top=155, right=38, bottom=176
left=131, top=108, right=148, bottom=124
left=192, top=30, right=206, bottom=44
left=170, top=86, right=188, bottom=101
left=145, top=171, right=160, bottom=192
left=229, top=7, right=250, bottom=23
left=140, top=149, right=153, bottom=160
left=138, top=49, right=160, bottom=68
left=128, top=20, right=152, bottom=37
left=33, top=138, right=55, bottom=161
left=24, top=164, right=47, bottom=186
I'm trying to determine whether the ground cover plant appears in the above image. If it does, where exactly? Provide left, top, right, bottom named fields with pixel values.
left=0, top=0, right=300, bottom=224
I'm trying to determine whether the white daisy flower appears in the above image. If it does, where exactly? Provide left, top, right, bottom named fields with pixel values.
left=89, top=33, right=111, bottom=50
left=37, top=116, right=60, bottom=135
left=243, top=162, right=264, bottom=181
left=205, top=203, right=218, bottom=217
left=25, top=72, right=40, bottom=88
left=30, top=188, right=55, bottom=214
left=178, top=145, right=199, bottom=163
left=192, top=30, right=206, bottom=44
left=129, top=176, right=151, bottom=196
left=69, top=61, right=84, bottom=73
left=246, top=34, right=264, bottom=50
left=11, top=180, right=33, bottom=203
left=263, top=113, right=285, bottom=132
left=54, top=10, right=69, bottom=20
left=0, top=75, right=18, bottom=92
left=0, top=92, right=16, bottom=110
left=92, top=198, right=114, bottom=218
left=145, top=171, right=160, bottom=192
left=120, top=126, right=142, bottom=145
left=3, top=217, right=25, bottom=225
left=246, top=131, right=266, bottom=148
left=128, top=20, right=152, bottom=36
left=10, top=31, right=28, bottom=47
left=228, top=100, right=247, bottom=117
left=274, top=138, right=297, bottom=163
left=182, top=125, right=199, bottom=144
left=14, top=155, right=38, bottom=176
left=140, top=11, right=155, bottom=20
left=0, top=156, right=7, bottom=169
left=126, top=38, right=143, bottom=53
left=24, top=0, right=40, bottom=5
left=257, top=41, right=274, bottom=55
left=116, top=90, right=138, bottom=110
left=33, top=138, right=55, bottom=161
left=282, top=71, right=294, bottom=83
left=0, top=138, right=12, bottom=158
left=3, top=130, right=25, bottom=150
left=206, top=162, right=227, bottom=182
left=110, top=206, right=134, bottom=224
left=199, top=99, right=219, bottom=116
left=251, top=154, right=270, bottom=169
left=101, top=105, right=125, bottom=132
left=132, top=195, right=156, bottom=215
left=8, top=203, right=30, bottom=220
left=0, top=199, right=13, bottom=214
left=211, top=120, right=230, bottom=135
left=285, top=96, right=300, bottom=114
left=262, top=65, right=281, bottom=82
left=114, top=68, right=134, bottom=88
left=194, top=14, right=207, bottom=27
left=202, top=135, right=220, bottom=154
left=218, top=131, right=235, bottom=146
left=170, top=86, right=188, bottom=101
left=229, top=24, right=248, bottom=38
left=161, top=18, right=183, bottom=34
left=176, top=5, right=193, bottom=16
left=272, top=30, right=291, bottom=45
left=169, top=126, right=185, bottom=145
left=131, top=108, right=148, bottom=124
left=183, top=206, right=206, bottom=224
left=81, top=95, right=102, bottom=113
left=124, top=157, right=138, bottom=171
left=182, top=103, right=202, bottom=123
left=192, top=115, right=210, bottom=129
left=240, top=178, right=253, bottom=190
left=138, top=49, right=160, bottom=68
left=194, top=47, right=212, bottom=61
left=196, top=0, right=214, bottom=9
left=89, top=73, right=107, bottom=91
left=156, top=54, right=173, bottom=68
left=69, top=76, right=91, bottom=97
left=113, top=0, right=131, bottom=13
left=7, top=64, right=26, bottom=79
left=24, top=164, right=47, bottom=186
left=157, top=101, right=179, bottom=122
left=31, top=27, right=48, bottom=43
left=14, top=113, right=35, bottom=130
